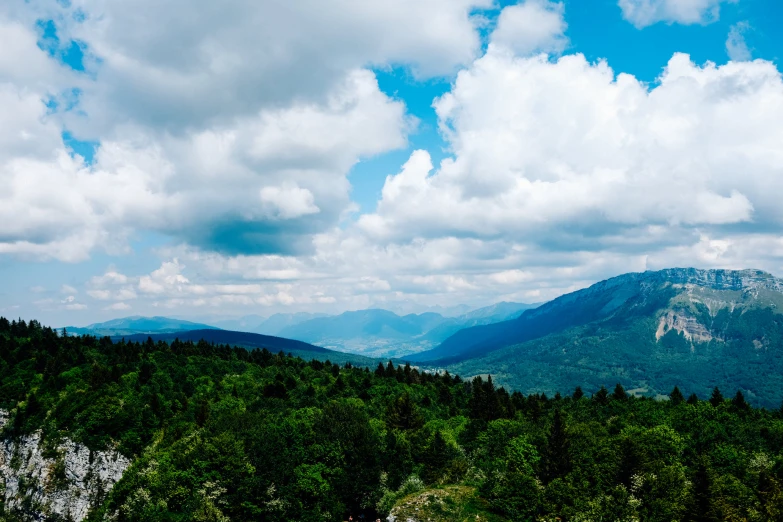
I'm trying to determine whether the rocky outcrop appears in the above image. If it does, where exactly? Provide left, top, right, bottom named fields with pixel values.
left=0, top=410, right=130, bottom=521
left=655, top=311, right=714, bottom=343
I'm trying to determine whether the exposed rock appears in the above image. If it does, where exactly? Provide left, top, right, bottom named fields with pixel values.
left=655, top=311, right=714, bottom=343
left=0, top=409, right=130, bottom=521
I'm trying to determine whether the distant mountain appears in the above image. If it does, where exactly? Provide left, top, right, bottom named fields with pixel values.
left=411, top=268, right=783, bottom=407
left=274, top=304, right=535, bottom=358
left=418, top=301, right=538, bottom=344
left=116, top=329, right=378, bottom=366
left=252, top=312, right=331, bottom=336
left=66, top=316, right=219, bottom=337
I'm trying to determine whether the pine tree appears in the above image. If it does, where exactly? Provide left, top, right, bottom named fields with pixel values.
left=732, top=390, right=749, bottom=411
left=686, top=456, right=718, bottom=521
left=572, top=386, right=584, bottom=400
left=386, top=392, right=424, bottom=431
left=687, top=393, right=699, bottom=405
left=709, top=387, right=724, bottom=407
left=422, top=431, right=453, bottom=484
left=542, top=409, right=570, bottom=483
left=593, top=386, right=610, bottom=405
left=670, top=386, right=685, bottom=405
left=613, top=383, right=628, bottom=401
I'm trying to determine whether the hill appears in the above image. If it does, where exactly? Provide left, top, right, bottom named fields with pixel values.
left=65, top=315, right=219, bottom=337
left=115, top=328, right=378, bottom=366
left=276, top=304, right=534, bottom=358
left=411, top=268, right=783, bottom=407
left=1, top=316, right=781, bottom=521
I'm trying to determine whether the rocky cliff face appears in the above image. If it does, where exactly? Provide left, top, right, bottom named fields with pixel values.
left=0, top=410, right=130, bottom=521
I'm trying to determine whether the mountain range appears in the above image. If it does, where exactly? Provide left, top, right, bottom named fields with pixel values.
left=68, top=302, right=534, bottom=358
left=273, top=302, right=536, bottom=357
left=411, top=268, right=783, bottom=407
left=64, top=316, right=219, bottom=337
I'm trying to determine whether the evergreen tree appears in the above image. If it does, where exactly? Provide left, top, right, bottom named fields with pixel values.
left=612, top=383, right=628, bottom=401
left=686, top=456, right=718, bottom=522
left=593, top=386, right=610, bottom=405
left=542, top=409, right=570, bottom=483
left=731, top=390, right=749, bottom=410
left=422, top=431, right=454, bottom=484
left=670, top=386, right=685, bottom=405
left=709, top=387, right=724, bottom=407
left=572, top=386, right=584, bottom=400
left=687, top=393, right=699, bottom=405
left=386, top=392, right=424, bottom=431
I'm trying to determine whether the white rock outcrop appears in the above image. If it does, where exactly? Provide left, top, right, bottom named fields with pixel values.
left=0, top=409, right=130, bottom=521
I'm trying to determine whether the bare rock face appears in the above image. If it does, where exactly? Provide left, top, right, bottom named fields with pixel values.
left=655, top=311, right=714, bottom=343
left=0, top=410, right=130, bottom=521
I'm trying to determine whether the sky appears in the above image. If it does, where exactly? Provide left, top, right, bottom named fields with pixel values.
left=1, top=0, right=783, bottom=326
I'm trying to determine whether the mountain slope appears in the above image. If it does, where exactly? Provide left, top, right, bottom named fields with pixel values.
left=275, top=304, right=535, bottom=358
left=116, top=328, right=378, bottom=366
left=414, top=268, right=783, bottom=406
left=66, top=316, right=219, bottom=336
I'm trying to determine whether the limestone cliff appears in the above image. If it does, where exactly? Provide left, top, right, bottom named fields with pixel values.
left=0, top=410, right=130, bottom=521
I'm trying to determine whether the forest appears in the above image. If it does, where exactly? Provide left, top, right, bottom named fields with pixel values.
left=1, top=317, right=783, bottom=521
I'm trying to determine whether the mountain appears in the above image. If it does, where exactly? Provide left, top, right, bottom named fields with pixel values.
left=276, top=309, right=449, bottom=357
left=411, top=268, right=783, bottom=407
left=65, top=315, right=220, bottom=337
left=417, top=301, right=537, bottom=344
left=274, top=304, right=535, bottom=358
left=116, top=328, right=378, bottom=366
left=251, top=312, right=331, bottom=336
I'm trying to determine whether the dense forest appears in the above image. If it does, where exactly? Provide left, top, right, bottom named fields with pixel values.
left=1, top=317, right=783, bottom=521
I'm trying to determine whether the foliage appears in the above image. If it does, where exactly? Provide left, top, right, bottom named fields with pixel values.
left=1, top=317, right=783, bottom=521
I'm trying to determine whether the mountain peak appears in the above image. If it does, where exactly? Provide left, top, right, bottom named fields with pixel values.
left=637, top=267, right=781, bottom=291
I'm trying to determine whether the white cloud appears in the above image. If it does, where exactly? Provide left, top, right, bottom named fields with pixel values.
left=104, top=302, right=131, bottom=311
left=359, top=52, right=782, bottom=248
left=50, top=0, right=493, bottom=134
left=490, top=0, right=568, bottom=56
left=726, top=22, right=752, bottom=62
left=618, top=0, right=737, bottom=28
left=60, top=284, right=77, bottom=294
left=259, top=185, right=320, bottom=220
left=0, top=65, right=408, bottom=259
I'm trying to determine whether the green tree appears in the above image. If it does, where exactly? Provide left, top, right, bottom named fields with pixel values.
left=670, top=386, right=685, bottom=405
left=709, top=387, right=724, bottom=407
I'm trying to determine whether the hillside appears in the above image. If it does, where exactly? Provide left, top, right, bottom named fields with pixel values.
left=65, top=315, right=219, bottom=337
left=115, top=328, right=379, bottom=366
left=1, top=317, right=781, bottom=521
left=411, top=268, right=783, bottom=406
left=276, top=303, right=534, bottom=358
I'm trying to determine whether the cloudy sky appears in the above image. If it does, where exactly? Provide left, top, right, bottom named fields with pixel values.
left=2, top=0, right=783, bottom=326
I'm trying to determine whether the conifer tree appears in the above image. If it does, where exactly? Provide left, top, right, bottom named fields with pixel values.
left=542, top=409, right=570, bottom=483
left=670, top=386, right=685, bottom=405
left=687, top=393, right=699, bottom=405
left=593, top=386, right=610, bottom=405
left=572, top=386, right=584, bottom=400
left=612, top=383, right=628, bottom=401
left=731, top=390, right=749, bottom=410
left=709, top=387, right=724, bottom=407
left=686, top=456, right=718, bottom=521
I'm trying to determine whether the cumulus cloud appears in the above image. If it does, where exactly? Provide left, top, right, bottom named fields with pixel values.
left=359, top=51, right=782, bottom=249
left=726, top=22, right=752, bottom=62
left=51, top=0, right=493, bottom=133
left=0, top=0, right=493, bottom=261
left=490, top=0, right=568, bottom=56
left=618, top=0, right=737, bottom=28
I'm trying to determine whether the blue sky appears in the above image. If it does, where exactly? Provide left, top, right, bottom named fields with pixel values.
left=1, top=0, right=783, bottom=326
